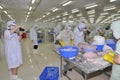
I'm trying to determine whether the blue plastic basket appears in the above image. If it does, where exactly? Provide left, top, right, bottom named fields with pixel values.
left=96, top=45, right=104, bottom=51
left=40, top=66, right=59, bottom=80
left=59, top=46, right=79, bottom=59
left=107, top=43, right=116, bottom=50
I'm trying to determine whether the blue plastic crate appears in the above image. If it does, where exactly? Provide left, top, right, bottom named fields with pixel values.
left=40, top=66, right=59, bottom=80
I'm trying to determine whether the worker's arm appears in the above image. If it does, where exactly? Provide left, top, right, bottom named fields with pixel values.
left=57, top=39, right=66, bottom=46
left=10, top=26, right=22, bottom=35
left=114, top=54, right=120, bottom=64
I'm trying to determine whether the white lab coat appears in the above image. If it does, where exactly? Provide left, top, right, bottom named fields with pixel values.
left=73, top=22, right=86, bottom=46
left=30, top=27, right=38, bottom=45
left=54, top=23, right=62, bottom=42
left=57, top=29, right=74, bottom=46
left=4, top=30, right=22, bottom=69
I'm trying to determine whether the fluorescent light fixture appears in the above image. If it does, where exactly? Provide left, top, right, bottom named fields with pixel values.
left=118, top=10, right=120, bottom=13
left=87, top=9, right=95, bottom=14
left=68, top=15, right=73, bottom=18
left=109, top=0, right=116, bottom=2
left=32, top=0, right=35, bottom=4
left=58, top=19, right=62, bottom=21
left=42, top=15, right=46, bottom=18
left=28, top=12, right=30, bottom=15
left=100, top=12, right=109, bottom=16
left=29, top=7, right=32, bottom=11
left=52, top=17, right=55, bottom=20
left=46, top=12, right=51, bottom=15
left=4, top=11, right=7, bottom=14
left=76, top=13, right=82, bottom=17
left=52, top=8, right=59, bottom=12
left=63, top=12, right=68, bottom=16
left=62, top=1, right=72, bottom=6
left=89, top=15, right=95, bottom=18
left=0, top=5, right=3, bottom=9
left=63, top=17, right=67, bottom=20
left=56, top=15, right=60, bottom=18
left=85, top=3, right=98, bottom=9
left=104, top=6, right=116, bottom=11
left=8, top=15, right=11, bottom=18
left=71, top=9, right=79, bottom=13
left=98, top=16, right=105, bottom=19
left=80, top=17, right=85, bottom=19
left=27, top=15, right=29, bottom=18
left=89, top=18, right=94, bottom=23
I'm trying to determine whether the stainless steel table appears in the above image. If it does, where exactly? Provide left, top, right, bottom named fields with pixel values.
left=60, top=54, right=112, bottom=80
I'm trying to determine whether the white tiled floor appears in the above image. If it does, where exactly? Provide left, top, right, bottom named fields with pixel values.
left=0, top=38, right=110, bottom=80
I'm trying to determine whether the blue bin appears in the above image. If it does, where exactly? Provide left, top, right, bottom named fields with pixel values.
left=59, top=46, right=79, bottom=59
left=38, top=39, right=42, bottom=43
left=107, top=43, right=116, bottom=50
left=40, top=66, right=59, bottom=80
left=96, top=45, right=104, bottom=51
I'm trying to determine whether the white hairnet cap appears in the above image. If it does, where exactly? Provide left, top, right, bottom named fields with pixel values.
left=7, top=20, right=16, bottom=29
left=77, top=21, right=86, bottom=29
left=65, top=23, right=72, bottom=30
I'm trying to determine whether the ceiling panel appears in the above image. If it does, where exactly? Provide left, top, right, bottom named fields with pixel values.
left=0, top=0, right=120, bottom=24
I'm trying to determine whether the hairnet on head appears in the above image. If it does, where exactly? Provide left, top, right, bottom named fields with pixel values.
left=33, top=24, right=38, bottom=29
left=111, top=20, right=120, bottom=39
left=7, top=20, right=17, bottom=29
left=65, top=23, right=72, bottom=30
left=77, top=20, right=86, bottom=31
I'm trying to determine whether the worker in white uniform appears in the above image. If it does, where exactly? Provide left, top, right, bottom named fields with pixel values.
left=56, top=23, right=74, bottom=74
left=56, top=23, right=74, bottom=46
left=30, top=24, right=38, bottom=54
left=110, top=20, right=120, bottom=80
left=4, top=20, right=23, bottom=80
left=73, top=21, right=86, bottom=46
left=54, top=23, right=62, bottom=43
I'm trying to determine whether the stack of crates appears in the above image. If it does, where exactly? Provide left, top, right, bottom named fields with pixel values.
left=39, top=66, right=59, bottom=80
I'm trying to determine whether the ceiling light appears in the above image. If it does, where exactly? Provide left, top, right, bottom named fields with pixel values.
left=87, top=9, right=95, bottom=14
left=109, top=0, right=116, bottom=2
left=89, top=18, right=94, bottom=23
left=52, top=8, right=59, bottom=12
left=62, top=1, right=72, bottom=6
left=52, top=17, right=55, bottom=20
left=46, top=12, right=51, bottom=15
left=118, top=10, right=120, bottom=13
left=29, top=7, right=32, bottom=11
left=0, top=5, right=3, bottom=9
left=42, top=15, right=46, bottom=18
left=71, top=9, right=79, bottom=13
left=89, top=15, right=95, bottom=18
left=100, top=12, right=109, bottom=16
left=4, top=11, right=7, bottom=14
left=63, top=12, right=68, bottom=16
left=69, top=15, right=73, bottom=18
left=85, top=3, right=98, bottom=9
left=76, top=13, right=82, bottom=17
left=32, top=0, right=36, bottom=4
left=103, top=6, right=116, bottom=11
left=28, top=12, right=30, bottom=15
left=56, top=15, right=60, bottom=18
